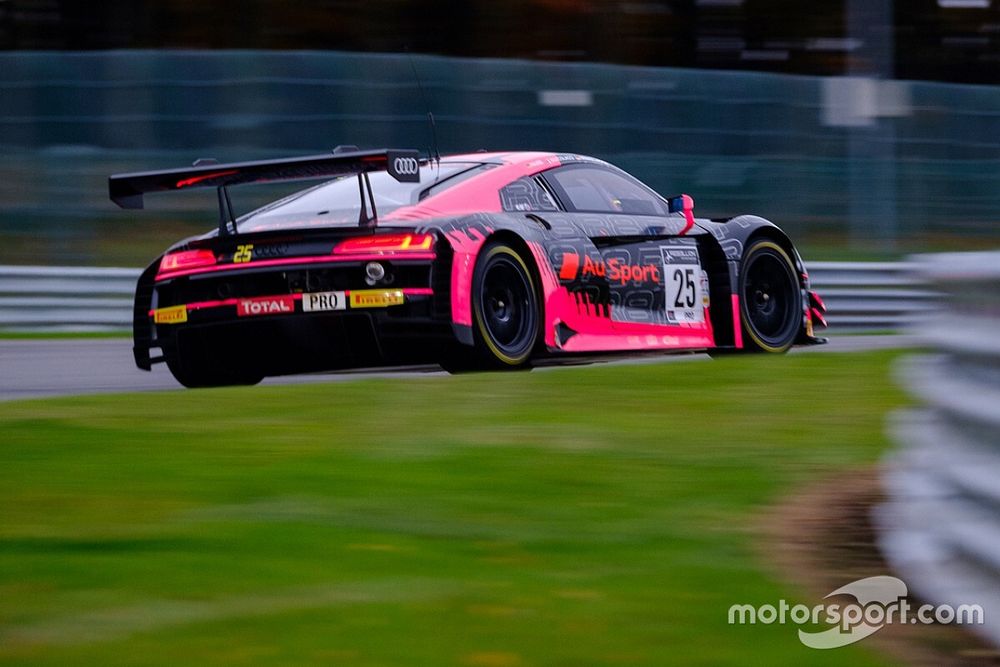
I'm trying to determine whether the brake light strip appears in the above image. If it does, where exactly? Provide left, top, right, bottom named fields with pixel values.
left=155, top=252, right=436, bottom=281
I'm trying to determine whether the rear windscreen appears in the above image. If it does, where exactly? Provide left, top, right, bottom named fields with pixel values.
left=238, top=162, right=483, bottom=231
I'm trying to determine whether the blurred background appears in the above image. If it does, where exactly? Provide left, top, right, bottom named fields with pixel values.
left=1, top=0, right=998, bottom=266
left=3, top=4, right=1000, bottom=665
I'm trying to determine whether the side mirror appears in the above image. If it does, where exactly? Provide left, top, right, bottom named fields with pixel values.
left=667, top=194, right=696, bottom=231
left=667, top=194, right=694, bottom=215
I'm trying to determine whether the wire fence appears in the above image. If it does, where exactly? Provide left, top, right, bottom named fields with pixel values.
left=1, top=51, right=999, bottom=265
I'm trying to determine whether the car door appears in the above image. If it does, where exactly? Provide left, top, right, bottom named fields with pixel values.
left=540, top=163, right=707, bottom=329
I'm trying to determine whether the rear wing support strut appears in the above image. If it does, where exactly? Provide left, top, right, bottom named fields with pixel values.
left=217, top=186, right=236, bottom=236
left=357, top=171, right=379, bottom=228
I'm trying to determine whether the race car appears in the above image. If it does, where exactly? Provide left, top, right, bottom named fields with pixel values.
left=109, top=148, right=827, bottom=388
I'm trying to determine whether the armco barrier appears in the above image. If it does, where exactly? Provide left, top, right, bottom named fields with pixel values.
left=0, top=261, right=931, bottom=333
left=877, top=251, right=1000, bottom=648
left=0, top=265, right=139, bottom=331
left=806, top=261, right=937, bottom=333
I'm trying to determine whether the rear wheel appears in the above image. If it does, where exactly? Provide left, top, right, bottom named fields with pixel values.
left=165, top=334, right=263, bottom=388
left=737, top=239, right=802, bottom=353
left=441, top=241, right=540, bottom=372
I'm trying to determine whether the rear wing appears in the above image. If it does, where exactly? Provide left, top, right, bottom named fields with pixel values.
left=109, top=148, right=421, bottom=209
left=108, top=148, right=421, bottom=232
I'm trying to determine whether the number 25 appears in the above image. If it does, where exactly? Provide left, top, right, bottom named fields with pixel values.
left=234, top=244, right=253, bottom=263
left=673, top=268, right=696, bottom=308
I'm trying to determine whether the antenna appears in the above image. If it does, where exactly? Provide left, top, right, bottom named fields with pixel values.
left=406, top=49, right=441, bottom=167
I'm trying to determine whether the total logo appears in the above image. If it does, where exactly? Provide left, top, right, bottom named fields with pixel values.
left=559, top=252, right=660, bottom=285
left=236, top=296, right=295, bottom=317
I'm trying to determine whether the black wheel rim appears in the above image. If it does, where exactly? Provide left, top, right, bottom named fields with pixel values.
left=479, top=254, right=536, bottom=357
left=743, top=250, right=798, bottom=346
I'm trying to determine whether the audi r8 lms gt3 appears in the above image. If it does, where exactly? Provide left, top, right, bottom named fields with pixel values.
left=109, top=148, right=827, bottom=388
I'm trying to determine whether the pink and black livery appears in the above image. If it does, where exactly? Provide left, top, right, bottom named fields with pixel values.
left=110, top=148, right=827, bottom=388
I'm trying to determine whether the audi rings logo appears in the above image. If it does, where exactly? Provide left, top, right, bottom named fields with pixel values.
left=386, top=151, right=420, bottom=182
left=393, top=157, right=419, bottom=175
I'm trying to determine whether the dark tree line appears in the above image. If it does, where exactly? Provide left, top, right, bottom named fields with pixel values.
left=1, top=0, right=997, bottom=84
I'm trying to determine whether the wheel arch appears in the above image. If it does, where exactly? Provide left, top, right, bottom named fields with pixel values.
left=485, top=230, right=544, bottom=288
left=436, top=214, right=552, bottom=349
left=475, top=229, right=547, bottom=352
left=743, top=226, right=802, bottom=275
left=698, top=215, right=808, bottom=349
left=737, top=224, right=809, bottom=353
left=714, top=215, right=806, bottom=278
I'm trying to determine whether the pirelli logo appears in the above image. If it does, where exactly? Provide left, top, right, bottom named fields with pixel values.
left=152, top=305, right=188, bottom=324
left=349, top=289, right=405, bottom=309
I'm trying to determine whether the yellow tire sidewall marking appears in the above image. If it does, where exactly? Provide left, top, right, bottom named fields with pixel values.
left=473, top=245, right=537, bottom=366
left=741, top=240, right=798, bottom=353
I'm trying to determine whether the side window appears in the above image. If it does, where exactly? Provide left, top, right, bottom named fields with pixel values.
left=499, top=177, right=560, bottom=212
left=545, top=166, right=668, bottom=216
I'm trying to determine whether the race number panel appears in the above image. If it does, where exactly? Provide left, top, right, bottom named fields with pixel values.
left=661, top=246, right=704, bottom=324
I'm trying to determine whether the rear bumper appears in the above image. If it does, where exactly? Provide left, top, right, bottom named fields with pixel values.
left=142, top=297, right=452, bottom=376
left=134, top=251, right=453, bottom=374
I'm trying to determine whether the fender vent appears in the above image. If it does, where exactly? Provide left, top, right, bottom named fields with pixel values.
left=431, top=239, right=453, bottom=320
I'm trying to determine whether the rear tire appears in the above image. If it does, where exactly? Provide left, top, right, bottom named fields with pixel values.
left=440, top=241, right=540, bottom=372
left=737, top=239, right=802, bottom=354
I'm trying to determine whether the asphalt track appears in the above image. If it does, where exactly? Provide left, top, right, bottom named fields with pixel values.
left=0, top=335, right=915, bottom=402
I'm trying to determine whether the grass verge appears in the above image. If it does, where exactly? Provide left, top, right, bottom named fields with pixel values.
left=0, top=351, right=907, bottom=666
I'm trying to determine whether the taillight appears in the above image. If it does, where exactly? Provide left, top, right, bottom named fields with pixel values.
left=157, top=249, right=217, bottom=277
left=333, top=233, right=434, bottom=255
